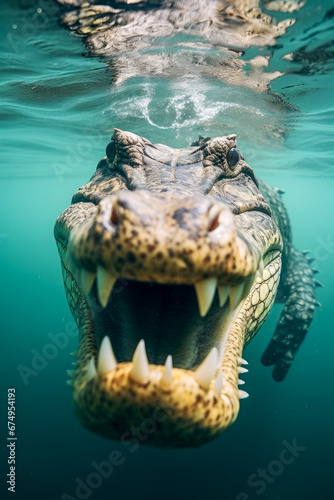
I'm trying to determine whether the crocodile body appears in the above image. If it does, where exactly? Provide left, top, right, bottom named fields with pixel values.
left=54, top=0, right=318, bottom=447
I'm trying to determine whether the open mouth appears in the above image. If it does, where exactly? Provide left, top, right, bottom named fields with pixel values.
left=68, top=246, right=279, bottom=382
left=63, top=246, right=281, bottom=447
left=81, top=269, right=257, bottom=370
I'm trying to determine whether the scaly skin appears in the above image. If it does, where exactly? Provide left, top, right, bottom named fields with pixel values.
left=52, top=1, right=319, bottom=447
left=55, top=131, right=285, bottom=447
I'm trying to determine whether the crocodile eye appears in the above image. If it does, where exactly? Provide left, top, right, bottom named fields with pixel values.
left=106, top=140, right=116, bottom=162
left=227, top=148, right=240, bottom=169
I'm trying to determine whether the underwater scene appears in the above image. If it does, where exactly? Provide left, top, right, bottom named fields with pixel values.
left=1, top=0, right=334, bottom=499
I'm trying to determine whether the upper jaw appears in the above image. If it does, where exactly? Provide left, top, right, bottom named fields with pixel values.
left=68, top=191, right=263, bottom=285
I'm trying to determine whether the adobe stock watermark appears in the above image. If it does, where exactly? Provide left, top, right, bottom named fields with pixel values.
left=312, top=234, right=334, bottom=263
left=17, top=320, right=77, bottom=386
left=6, top=0, right=58, bottom=54
left=16, top=261, right=136, bottom=386
left=52, top=124, right=108, bottom=182
left=235, top=438, right=307, bottom=499
left=61, top=401, right=174, bottom=500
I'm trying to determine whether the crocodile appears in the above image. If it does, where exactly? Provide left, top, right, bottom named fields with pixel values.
left=54, top=0, right=319, bottom=447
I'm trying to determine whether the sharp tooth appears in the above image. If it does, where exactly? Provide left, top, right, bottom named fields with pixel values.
left=161, top=355, right=173, bottom=385
left=70, top=351, right=78, bottom=357
left=238, top=379, right=245, bottom=385
left=86, top=357, right=97, bottom=380
left=98, top=336, right=117, bottom=376
left=214, top=370, right=223, bottom=394
left=239, top=390, right=249, bottom=399
left=130, top=339, right=149, bottom=382
left=66, top=370, right=75, bottom=377
left=66, top=380, right=73, bottom=387
left=194, top=278, right=217, bottom=317
left=229, top=283, right=244, bottom=310
left=238, top=357, right=248, bottom=365
left=218, top=285, right=229, bottom=307
left=194, top=347, right=219, bottom=390
left=97, top=266, right=117, bottom=308
left=238, top=367, right=249, bottom=374
left=81, top=269, right=96, bottom=295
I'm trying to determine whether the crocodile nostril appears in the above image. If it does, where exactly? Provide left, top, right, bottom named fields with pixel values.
left=208, top=215, right=220, bottom=232
left=207, top=205, right=222, bottom=232
left=110, top=205, right=119, bottom=225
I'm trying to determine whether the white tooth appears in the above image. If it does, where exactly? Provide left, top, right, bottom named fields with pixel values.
left=229, top=283, right=245, bottom=310
left=238, top=379, right=245, bottom=385
left=239, top=390, right=249, bottom=399
left=130, top=339, right=149, bottom=382
left=86, top=357, right=97, bottom=380
left=66, top=380, right=73, bottom=387
left=218, top=285, right=229, bottom=307
left=238, top=357, right=248, bottom=365
left=97, top=266, right=117, bottom=308
left=238, top=367, right=249, bottom=374
left=214, top=370, right=223, bottom=394
left=98, top=336, right=117, bottom=376
left=70, top=351, right=78, bottom=357
left=161, top=355, right=173, bottom=385
left=71, top=362, right=77, bottom=366
left=66, top=370, right=75, bottom=377
left=194, top=278, right=217, bottom=317
left=194, top=347, right=219, bottom=390
left=81, top=269, right=96, bottom=296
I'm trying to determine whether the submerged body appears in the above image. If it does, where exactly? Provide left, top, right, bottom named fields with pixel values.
left=54, top=0, right=318, bottom=446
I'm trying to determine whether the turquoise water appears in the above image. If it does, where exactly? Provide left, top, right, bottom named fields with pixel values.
left=1, top=1, right=333, bottom=499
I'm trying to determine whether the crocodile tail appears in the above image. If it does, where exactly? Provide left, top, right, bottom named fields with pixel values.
left=261, top=247, right=318, bottom=381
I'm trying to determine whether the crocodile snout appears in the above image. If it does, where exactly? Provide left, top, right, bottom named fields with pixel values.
left=70, top=190, right=258, bottom=287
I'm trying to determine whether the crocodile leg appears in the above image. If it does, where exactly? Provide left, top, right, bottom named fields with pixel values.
left=261, top=248, right=319, bottom=381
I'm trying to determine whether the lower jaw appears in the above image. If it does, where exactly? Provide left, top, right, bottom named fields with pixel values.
left=72, top=334, right=245, bottom=448
left=69, top=295, right=248, bottom=448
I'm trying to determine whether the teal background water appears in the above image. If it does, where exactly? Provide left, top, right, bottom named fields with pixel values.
left=1, top=1, right=333, bottom=499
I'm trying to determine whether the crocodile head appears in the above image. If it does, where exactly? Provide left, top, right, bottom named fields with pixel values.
left=54, top=129, right=282, bottom=447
